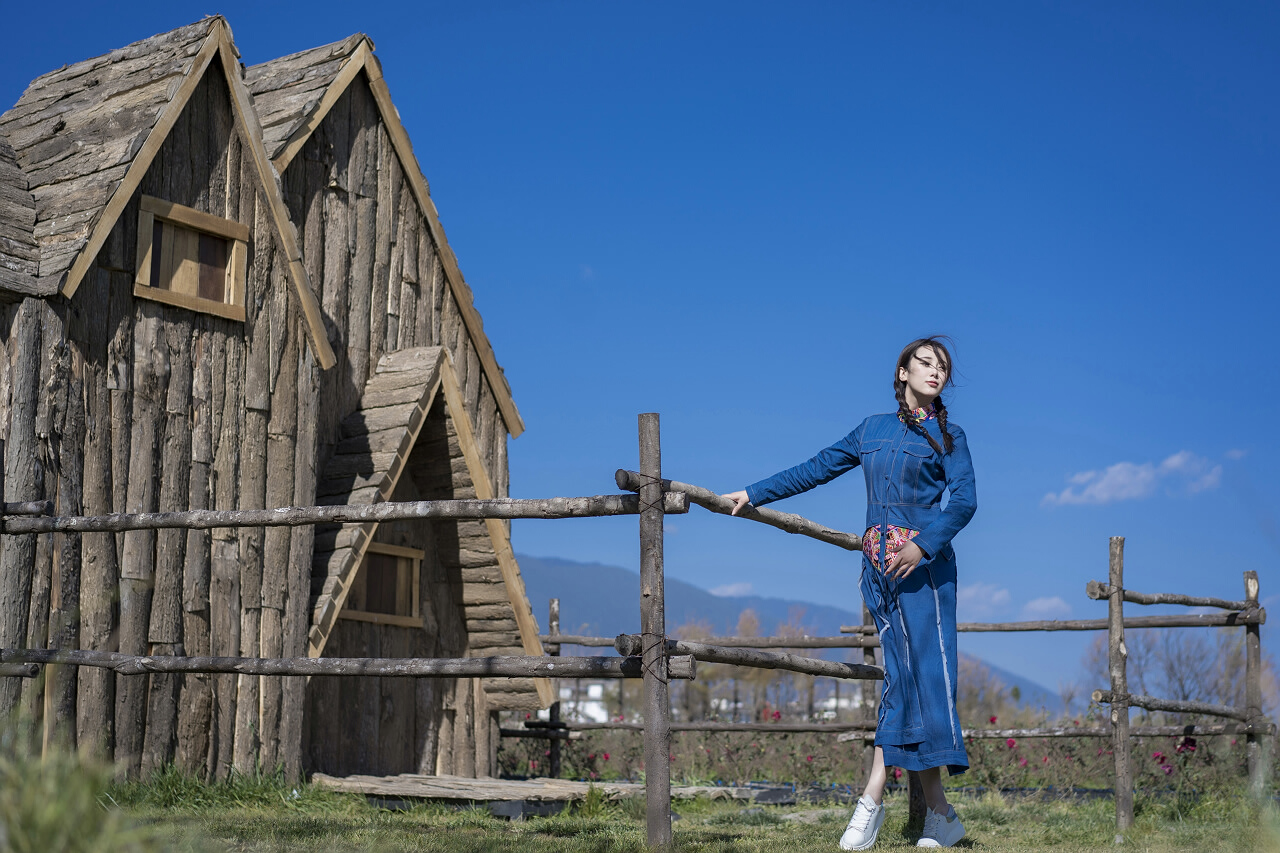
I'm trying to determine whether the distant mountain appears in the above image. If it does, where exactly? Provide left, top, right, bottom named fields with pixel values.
left=516, top=553, right=1069, bottom=712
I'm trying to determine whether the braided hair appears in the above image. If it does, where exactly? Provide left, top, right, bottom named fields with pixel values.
left=893, top=337, right=956, bottom=456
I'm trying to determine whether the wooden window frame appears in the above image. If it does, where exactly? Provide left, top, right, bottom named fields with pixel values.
left=339, top=542, right=423, bottom=629
left=133, top=195, right=249, bottom=322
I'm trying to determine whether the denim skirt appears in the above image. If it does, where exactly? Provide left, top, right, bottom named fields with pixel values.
left=859, top=550, right=969, bottom=775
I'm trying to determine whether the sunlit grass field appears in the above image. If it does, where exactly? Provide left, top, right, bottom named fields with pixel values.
left=101, top=771, right=1280, bottom=852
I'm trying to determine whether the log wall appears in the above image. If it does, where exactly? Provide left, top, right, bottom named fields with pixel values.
left=0, top=63, right=523, bottom=780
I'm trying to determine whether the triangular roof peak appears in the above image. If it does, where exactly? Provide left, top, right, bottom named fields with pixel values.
left=247, top=38, right=525, bottom=437
left=0, top=17, right=336, bottom=368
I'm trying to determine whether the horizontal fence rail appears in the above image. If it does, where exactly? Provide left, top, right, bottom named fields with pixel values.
left=0, top=649, right=698, bottom=680
left=615, top=469, right=862, bottom=551
left=840, top=611, right=1264, bottom=634
left=0, top=493, right=690, bottom=535
left=614, top=633, right=884, bottom=681
left=1085, top=580, right=1251, bottom=612
left=1092, top=690, right=1252, bottom=723
left=543, top=634, right=875, bottom=649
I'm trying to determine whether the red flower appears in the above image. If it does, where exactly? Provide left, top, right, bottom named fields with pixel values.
left=806, top=755, right=814, bottom=762
left=1019, top=758, right=1028, bottom=767
left=892, top=768, right=903, bottom=779
left=1161, top=764, right=1173, bottom=776
left=1042, top=756, right=1049, bottom=763
left=1152, top=751, right=1165, bottom=761
left=587, top=754, right=595, bottom=760
left=1176, top=737, right=1197, bottom=754
left=530, top=760, right=538, bottom=770
left=1232, top=739, right=1238, bottom=746
left=1006, top=738, right=1017, bottom=749
left=603, top=753, right=610, bottom=761
left=989, top=716, right=998, bottom=724
left=772, top=710, right=782, bottom=721
left=545, top=750, right=551, bottom=757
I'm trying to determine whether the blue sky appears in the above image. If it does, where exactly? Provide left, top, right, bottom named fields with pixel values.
left=5, top=2, right=1277, bottom=693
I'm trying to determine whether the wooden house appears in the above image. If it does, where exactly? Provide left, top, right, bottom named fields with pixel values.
left=0, top=16, right=550, bottom=780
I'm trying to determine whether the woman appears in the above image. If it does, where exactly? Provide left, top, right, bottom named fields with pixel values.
left=723, top=337, right=976, bottom=850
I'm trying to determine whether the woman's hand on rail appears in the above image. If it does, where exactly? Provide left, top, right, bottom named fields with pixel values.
left=886, top=540, right=925, bottom=581
left=722, top=491, right=751, bottom=516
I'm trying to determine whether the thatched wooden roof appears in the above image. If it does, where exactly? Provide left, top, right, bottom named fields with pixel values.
left=0, top=139, right=37, bottom=294
left=0, top=16, right=523, bottom=437
left=0, top=19, right=217, bottom=294
left=245, top=34, right=370, bottom=162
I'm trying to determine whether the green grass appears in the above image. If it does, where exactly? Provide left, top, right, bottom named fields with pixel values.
left=4, top=745, right=1275, bottom=851
left=106, top=775, right=1280, bottom=852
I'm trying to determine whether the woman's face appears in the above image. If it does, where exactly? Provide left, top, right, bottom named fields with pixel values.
left=898, top=346, right=949, bottom=405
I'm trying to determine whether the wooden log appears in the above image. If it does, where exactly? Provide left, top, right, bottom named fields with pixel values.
left=210, top=538, right=240, bottom=781
left=2, top=501, right=53, bottom=516
left=615, top=469, right=860, bottom=551
left=548, top=598, right=561, bottom=778
left=282, top=344, right=318, bottom=780
left=1244, top=570, right=1270, bottom=797
left=76, top=269, right=116, bottom=760
left=49, top=333, right=85, bottom=749
left=0, top=298, right=43, bottom=718
left=615, top=635, right=883, bottom=681
left=140, top=642, right=181, bottom=778
left=1108, top=537, right=1133, bottom=837
left=499, top=728, right=582, bottom=741
left=637, top=414, right=671, bottom=849
left=1091, top=690, right=1249, bottom=722
left=175, top=606, right=212, bottom=778
left=0, top=664, right=39, bottom=678
left=838, top=612, right=1265, bottom=633
left=210, top=324, right=242, bottom=782
left=4, top=492, right=692, bottom=534
left=839, top=722, right=1276, bottom=742
left=1085, top=580, right=1248, bottom=612
left=0, top=649, right=686, bottom=678
left=116, top=302, right=168, bottom=779
left=543, top=634, right=878, bottom=649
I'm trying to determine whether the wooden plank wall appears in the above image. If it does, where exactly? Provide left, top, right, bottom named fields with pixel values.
left=0, top=61, right=316, bottom=779
left=0, top=64, right=522, bottom=780
left=280, top=73, right=510, bottom=508
left=282, top=73, right=521, bottom=775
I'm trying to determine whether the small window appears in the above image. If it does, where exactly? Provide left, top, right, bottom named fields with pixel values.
left=134, top=195, right=248, bottom=321
left=340, top=543, right=423, bottom=628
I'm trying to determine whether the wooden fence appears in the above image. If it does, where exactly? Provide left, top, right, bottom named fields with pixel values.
left=0, top=413, right=886, bottom=849
left=520, top=546, right=1270, bottom=839
left=1, top=415, right=1272, bottom=847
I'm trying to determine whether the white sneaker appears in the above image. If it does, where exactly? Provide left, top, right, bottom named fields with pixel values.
left=839, top=795, right=886, bottom=850
left=917, top=804, right=965, bottom=847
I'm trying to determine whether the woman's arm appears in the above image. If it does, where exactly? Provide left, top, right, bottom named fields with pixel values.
left=911, top=424, right=977, bottom=559
left=725, top=425, right=864, bottom=511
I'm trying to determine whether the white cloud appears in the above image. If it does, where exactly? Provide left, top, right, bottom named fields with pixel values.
left=957, top=582, right=1011, bottom=620
left=1226, top=448, right=1248, bottom=460
left=1042, top=451, right=1222, bottom=506
left=1021, top=596, right=1072, bottom=620
left=710, top=582, right=753, bottom=598
left=580, top=264, right=595, bottom=281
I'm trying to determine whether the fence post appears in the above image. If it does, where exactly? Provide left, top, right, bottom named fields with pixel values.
left=638, top=413, right=672, bottom=849
left=549, top=598, right=561, bottom=779
left=1244, top=571, right=1270, bottom=798
left=1108, top=536, right=1133, bottom=839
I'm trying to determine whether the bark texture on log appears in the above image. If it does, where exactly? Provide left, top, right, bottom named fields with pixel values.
left=4, top=493, right=690, bottom=534
left=616, top=468, right=859, bottom=551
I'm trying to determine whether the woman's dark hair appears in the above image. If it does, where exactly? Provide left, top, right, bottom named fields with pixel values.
left=893, top=336, right=955, bottom=455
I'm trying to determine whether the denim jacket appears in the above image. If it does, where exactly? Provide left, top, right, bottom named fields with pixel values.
left=745, top=413, right=977, bottom=561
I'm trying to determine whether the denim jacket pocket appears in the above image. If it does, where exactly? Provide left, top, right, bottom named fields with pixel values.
left=900, top=441, right=934, bottom=458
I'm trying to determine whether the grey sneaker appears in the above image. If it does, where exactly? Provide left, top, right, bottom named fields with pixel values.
left=917, top=804, right=965, bottom=847
left=839, top=795, right=886, bottom=850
